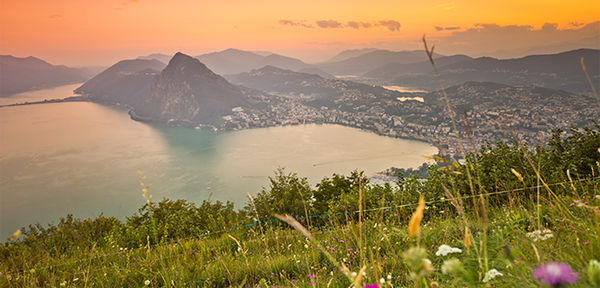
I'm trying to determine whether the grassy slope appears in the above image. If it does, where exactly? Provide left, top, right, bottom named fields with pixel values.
left=1, top=178, right=599, bottom=287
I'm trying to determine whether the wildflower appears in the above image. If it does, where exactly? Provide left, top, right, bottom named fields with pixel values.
left=363, top=284, right=379, bottom=288
left=435, top=244, right=462, bottom=256
left=352, top=272, right=358, bottom=277
left=533, top=262, right=578, bottom=286
left=307, top=274, right=314, bottom=278
left=483, top=269, right=503, bottom=282
left=515, top=257, right=522, bottom=263
left=60, top=281, right=67, bottom=287
left=7, top=229, right=20, bottom=241
left=144, top=280, right=150, bottom=286
left=379, top=277, right=385, bottom=284
left=587, top=260, right=600, bottom=287
left=441, top=258, right=464, bottom=276
left=73, top=278, right=79, bottom=282
left=527, top=229, right=554, bottom=242
left=387, top=274, right=392, bottom=280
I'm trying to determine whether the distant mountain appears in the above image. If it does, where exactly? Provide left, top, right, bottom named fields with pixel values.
left=326, top=48, right=378, bottom=63
left=375, top=48, right=600, bottom=94
left=137, top=53, right=172, bottom=64
left=363, top=55, right=472, bottom=80
left=195, top=48, right=313, bottom=75
left=297, top=67, right=335, bottom=79
left=226, top=65, right=408, bottom=111
left=133, top=52, right=252, bottom=124
left=317, top=50, right=440, bottom=76
left=75, top=59, right=166, bottom=107
left=0, top=55, right=90, bottom=96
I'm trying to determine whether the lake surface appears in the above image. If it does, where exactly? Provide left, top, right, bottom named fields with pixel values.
left=0, top=83, right=82, bottom=106
left=0, top=84, right=438, bottom=238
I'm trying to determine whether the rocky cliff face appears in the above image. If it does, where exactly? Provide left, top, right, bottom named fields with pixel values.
left=133, top=52, right=250, bottom=124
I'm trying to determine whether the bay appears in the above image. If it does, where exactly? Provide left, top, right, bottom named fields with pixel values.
left=0, top=85, right=438, bottom=238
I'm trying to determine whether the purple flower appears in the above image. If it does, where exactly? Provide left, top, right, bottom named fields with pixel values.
left=363, top=284, right=379, bottom=288
left=533, top=262, right=578, bottom=286
left=307, top=274, right=314, bottom=278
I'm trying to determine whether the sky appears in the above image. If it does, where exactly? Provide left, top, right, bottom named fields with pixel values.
left=1, top=0, right=599, bottom=66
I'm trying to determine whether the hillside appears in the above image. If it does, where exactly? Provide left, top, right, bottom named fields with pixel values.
left=195, top=48, right=314, bottom=75
left=317, top=49, right=441, bottom=76
left=0, top=55, right=90, bottom=96
left=74, top=59, right=166, bottom=107
left=365, top=49, right=600, bottom=94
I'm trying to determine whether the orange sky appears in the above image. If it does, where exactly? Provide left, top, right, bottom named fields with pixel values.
left=1, top=0, right=599, bottom=66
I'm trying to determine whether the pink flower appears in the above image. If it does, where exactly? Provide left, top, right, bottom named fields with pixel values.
left=533, top=262, right=578, bottom=286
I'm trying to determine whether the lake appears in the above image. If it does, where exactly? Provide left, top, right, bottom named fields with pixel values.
left=0, top=84, right=438, bottom=238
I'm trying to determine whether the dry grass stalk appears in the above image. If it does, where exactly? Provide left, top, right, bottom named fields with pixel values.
left=408, top=195, right=425, bottom=238
left=581, top=57, right=600, bottom=108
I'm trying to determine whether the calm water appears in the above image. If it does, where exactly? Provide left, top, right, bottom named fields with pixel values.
left=0, top=85, right=437, bottom=238
left=0, top=83, right=82, bottom=106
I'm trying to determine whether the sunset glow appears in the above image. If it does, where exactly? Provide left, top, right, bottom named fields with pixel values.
left=1, top=0, right=599, bottom=65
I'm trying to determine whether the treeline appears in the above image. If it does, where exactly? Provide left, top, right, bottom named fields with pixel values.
left=2, top=124, right=599, bottom=262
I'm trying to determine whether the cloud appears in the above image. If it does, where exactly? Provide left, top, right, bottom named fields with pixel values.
left=377, top=20, right=401, bottom=31
left=435, top=26, right=461, bottom=31
left=279, top=19, right=313, bottom=28
left=347, top=21, right=372, bottom=29
left=278, top=19, right=400, bottom=31
left=569, top=21, right=584, bottom=27
left=435, top=21, right=600, bottom=57
left=316, top=20, right=343, bottom=28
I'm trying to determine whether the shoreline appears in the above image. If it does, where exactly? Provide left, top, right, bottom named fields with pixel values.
left=0, top=96, right=443, bottom=157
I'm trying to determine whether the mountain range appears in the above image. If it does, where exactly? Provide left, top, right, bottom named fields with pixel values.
left=316, top=50, right=440, bottom=76
left=362, top=48, right=600, bottom=94
left=0, top=55, right=91, bottom=97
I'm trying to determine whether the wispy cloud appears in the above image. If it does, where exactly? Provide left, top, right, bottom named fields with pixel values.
left=347, top=21, right=372, bottom=29
left=377, top=20, right=401, bottom=31
left=435, top=26, right=461, bottom=31
left=316, top=20, right=343, bottom=28
left=569, top=21, right=584, bottom=27
left=279, top=19, right=313, bottom=28
left=278, top=19, right=401, bottom=32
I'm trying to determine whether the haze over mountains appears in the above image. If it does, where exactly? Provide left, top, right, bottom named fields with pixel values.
left=0, top=55, right=90, bottom=96
left=361, top=48, right=600, bottom=93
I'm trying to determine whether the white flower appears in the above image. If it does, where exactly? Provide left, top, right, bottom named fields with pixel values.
left=352, top=272, right=357, bottom=277
left=435, top=244, right=463, bottom=256
left=387, top=274, right=392, bottom=280
left=144, top=280, right=150, bottom=286
left=483, top=269, right=503, bottom=282
left=380, top=278, right=385, bottom=284
left=441, top=258, right=464, bottom=275
left=526, top=229, right=553, bottom=242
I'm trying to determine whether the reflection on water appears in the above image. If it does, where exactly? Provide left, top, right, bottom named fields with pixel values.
left=0, top=83, right=82, bottom=106
left=383, top=85, right=427, bottom=93
left=0, top=90, right=438, bottom=238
